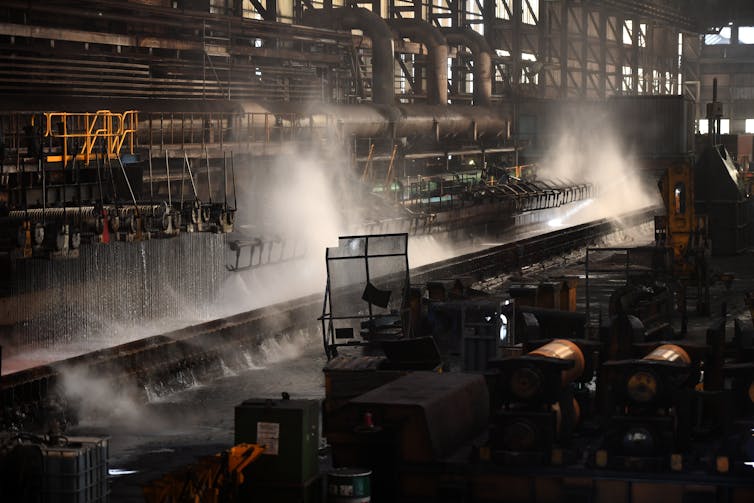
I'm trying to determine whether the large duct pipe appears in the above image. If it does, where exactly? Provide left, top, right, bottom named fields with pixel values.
left=441, top=28, right=493, bottom=107
left=387, top=19, right=448, bottom=106
left=302, top=7, right=395, bottom=105
left=300, top=103, right=506, bottom=140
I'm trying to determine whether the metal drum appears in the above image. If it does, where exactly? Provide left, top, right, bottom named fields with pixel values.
left=327, top=468, right=371, bottom=503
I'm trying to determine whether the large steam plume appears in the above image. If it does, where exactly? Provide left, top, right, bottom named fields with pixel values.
left=537, top=103, right=660, bottom=227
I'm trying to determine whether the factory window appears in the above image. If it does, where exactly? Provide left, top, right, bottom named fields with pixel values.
left=433, top=0, right=452, bottom=27
left=495, top=61, right=509, bottom=84
left=739, top=27, right=754, bottom=44
left=393, top=0, right=415, bottom=18
left=241, top=0, right=264, bottom=19
left=522, top=0, right=539, bottom=25
left=704, top=27, right=731, bottom=45
left=520, top=69, right=538, bottom=85
left=651, top=70, right=660, bottom=94
left=623, top=20, right=633, bottom=45
left=521, top=53, right=538, bottom=84
left=496, top=0, right=513, bottom=20
left=622, top=66, right=633, bottom=92
left=665, top=72, right=672, bottom=94
left=638, top=23, right=647, bottom=48
left=397, top=54, right=413, bottom=96
left=637, top=68, right=645, bottom=93
left=467, top=0, right=484, bottom=35
left=496, top=49, right=511, bottom=58
left=699, top=118, right=731, bottom=134
left=746, top=119, right=754, bottom=133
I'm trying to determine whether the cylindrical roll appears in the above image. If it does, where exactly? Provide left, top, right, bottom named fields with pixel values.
left=529, top=339, right=585, bottom=385
left=643, top=344, right=691, bottom=365
left=626, top=344, right=691, bottom=403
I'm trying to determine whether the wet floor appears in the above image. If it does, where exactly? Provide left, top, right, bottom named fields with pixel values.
left=70, top=329, right=327, bottom=501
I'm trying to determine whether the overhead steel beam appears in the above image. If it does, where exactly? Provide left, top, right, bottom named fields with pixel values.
left=599, top=0, right=694, bottom=32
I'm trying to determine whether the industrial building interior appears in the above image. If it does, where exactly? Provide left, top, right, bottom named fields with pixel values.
left=1, top=0, right=754, bottom=501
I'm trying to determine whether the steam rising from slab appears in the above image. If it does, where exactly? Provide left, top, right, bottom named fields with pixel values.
left=538, top=104, right=659, bottom=228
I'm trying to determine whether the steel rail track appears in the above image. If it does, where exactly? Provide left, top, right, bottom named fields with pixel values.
left=0, top=207, right=657, bottom=419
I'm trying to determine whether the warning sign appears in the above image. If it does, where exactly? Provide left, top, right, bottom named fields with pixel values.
left=257, top=422, right=280, bottom=455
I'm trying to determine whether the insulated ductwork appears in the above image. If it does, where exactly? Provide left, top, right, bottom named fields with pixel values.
left=387, top=19, right=448, bottom=106
left=441, top=28, right=493, bottom=107
left=302, top=7, right=395, bottom=105
left=299, top=102, right=506, bottom=141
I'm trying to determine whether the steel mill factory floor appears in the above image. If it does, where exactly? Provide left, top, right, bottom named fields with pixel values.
left=12, top=206, right=752, bottom=501
left=0, top=204, right=598, bottom=376
left=72, top=331, right=327, bottom=502
left=60, top=216, right=699, bottom=502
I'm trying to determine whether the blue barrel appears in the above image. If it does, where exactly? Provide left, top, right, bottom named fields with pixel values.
left=327, top=467, right=371, bottom=503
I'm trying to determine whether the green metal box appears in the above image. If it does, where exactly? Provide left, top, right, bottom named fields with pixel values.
left=235, top=398, right=320, bottom=486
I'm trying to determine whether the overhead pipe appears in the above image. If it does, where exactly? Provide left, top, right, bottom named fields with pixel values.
left=441, top=27, right=493, bottom=107
left=300, top=102, right=506, bottom=141
left=387, top=19, right=448, bottom=106
left=302, top=7, right=395, bottom=105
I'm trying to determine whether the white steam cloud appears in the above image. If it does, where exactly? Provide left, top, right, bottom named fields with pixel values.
left=58, top=365, right=166, bottom=432
left=212, top=146, right=354, bottom=316
left=537, top=105, right=660, bottom=227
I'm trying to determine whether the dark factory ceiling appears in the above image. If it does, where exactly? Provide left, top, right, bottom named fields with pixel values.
left=591, top=0, right=754, bottom=32
left=5, top=1, right=754, bottom=35
left=683, top=0, right=754, bottom=30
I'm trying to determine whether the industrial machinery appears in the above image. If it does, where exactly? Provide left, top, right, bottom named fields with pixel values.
left=325, top=371, right=489, bottom=502
left=320, top=233, right=411, bottom=359
left=319, top=324, right=754, bottom=501
left=0, top=2, right=606, bottom=354
left=597, top=343, right=702, bottom=470
left=486, top=338, right=597, bottom=465
left=142, top=443, right=265, bottom=503
left=0, top=433, right=109, bottom=502
left=655, top=162, right=711, bottom=316
left=0, top=110, right=238, bottom=260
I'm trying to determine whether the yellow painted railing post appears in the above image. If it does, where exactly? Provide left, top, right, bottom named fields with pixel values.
left=42, top=110, right=139, bottom=167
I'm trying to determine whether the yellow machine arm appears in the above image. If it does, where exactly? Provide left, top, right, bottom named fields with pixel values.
left=142, top=443, right=265, bottom=503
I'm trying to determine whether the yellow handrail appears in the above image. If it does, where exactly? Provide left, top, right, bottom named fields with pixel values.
left=44, top=110, right=138, bottom=166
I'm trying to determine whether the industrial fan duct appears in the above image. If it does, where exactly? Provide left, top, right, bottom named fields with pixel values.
left=300, top=7, right=507, bottom=141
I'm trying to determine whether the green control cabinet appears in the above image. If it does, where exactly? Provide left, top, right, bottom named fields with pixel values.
left=235, top=398, right=320, bottom=486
